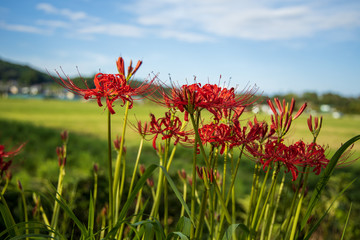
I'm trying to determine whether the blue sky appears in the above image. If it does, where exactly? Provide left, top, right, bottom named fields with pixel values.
left=1, top=0, right=360, bottom=96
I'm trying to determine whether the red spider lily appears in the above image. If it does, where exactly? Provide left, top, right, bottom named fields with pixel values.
left=130, top=119, right=152, bottom=139
left=267, top=98, right=307, bottom=138
left=116, top=57, right=143, bottom=81
left=53, top=57, right=155, bottom=114
left=294, top=141, right=329, bottom=175
left=307, top=115, right=323, bottom=139
left=135, top=111, right=193, bottom=150
left=336, top=144, right=359, bottom=168
left=230, top=118, right=266, bottom=149
left=153, top=80, right=258, bottom=121
left=198, top=122, right=233, bottom=154
left=200, top=83, right=258, bottom=120
left=248, top=139, right=330, bottom=181
left=0, top=143, right=25, bottom=176
left=247, top=117, right=275, bottom=143
left=247, top=140, right=302, bottom=181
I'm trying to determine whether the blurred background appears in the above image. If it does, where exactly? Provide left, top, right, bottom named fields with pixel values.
left=1, top=1, right=360, bottom=238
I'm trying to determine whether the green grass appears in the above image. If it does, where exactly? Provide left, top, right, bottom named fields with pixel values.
left=1, top=98, right=359, bottom=150
left=0, top=98, right=167, bottom=147
left=1, top=98, right=360, bottom=239
left=1, top=97, right=359, bottom=189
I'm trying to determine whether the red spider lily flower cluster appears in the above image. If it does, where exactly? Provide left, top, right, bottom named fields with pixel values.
left=267, top=98, right=307, bottom=138
left=133, top=111, right=194, bottom=150
left=0, top=143, right=25, bottom=177
left=154, top=81, right=258, bottom=121
left=198, top=123, right=232, bottom=154
left=247, top=139, right=329, bottom=181
left=53, top=57, right=155, bottom=114
left=198, top=118, right=274, bottom=155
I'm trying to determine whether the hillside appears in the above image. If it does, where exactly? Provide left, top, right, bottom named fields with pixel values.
left=0, top=58, right=53, bottom=85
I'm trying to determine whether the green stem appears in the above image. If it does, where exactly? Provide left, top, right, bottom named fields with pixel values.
left=282, top=167, right=307, bottom=237
left=195, top=189, right=208, bottom=240
left=255, top=166, right=279, bottom=232
left=107, top=110, right=114, bottom=229
left=19, top=185, right=28, bottom=240
left=93, top=170, right=98, bottom=215
left=1, top=178, right=9, bottom=196
left=222, top=146, right=229, bottom=200
left=247, top=162, right=261, bottom=226
left=249, top=164, right=270, bottom=233
left=112, top=101, right=130, bottom=216
left=190, top=142, right=197, bottom=239
left=267, top=173, right=285, bottom=239
left=180, top=180, right=187, bottom=217
left=150, top=139, right=170, bottom=219
left=50, top=165, right=65, bottom=237
left=128, top=138, right=144, bottom=198
left=289, top=169, right=310, bottom=240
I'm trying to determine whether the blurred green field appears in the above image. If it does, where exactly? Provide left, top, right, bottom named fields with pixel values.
left=1, top=97, right=359, bottom=183
left=0, top=98, right=359, bottom=151
left=1, top=98, right=360, bottom=239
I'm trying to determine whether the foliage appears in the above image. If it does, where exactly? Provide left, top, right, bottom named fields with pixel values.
left=0, top=57, right=359, bottom=240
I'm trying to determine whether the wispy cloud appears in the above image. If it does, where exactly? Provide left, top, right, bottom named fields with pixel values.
left=0, top=21, right=46, bottom=34
left=2, top=1, right=360, bottom=42
left=131, top=0, right=360, bottom=40
left=77, top=23, right=144, bottom=37
left=36, top=3, right=88, bottom=21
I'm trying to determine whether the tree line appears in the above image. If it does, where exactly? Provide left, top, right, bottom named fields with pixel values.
left=1, top=58, right=359, bottom=114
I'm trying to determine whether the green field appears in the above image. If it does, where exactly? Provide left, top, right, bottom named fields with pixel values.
left=1, top=97, right=359, bottom=183
left=1, top=98, right=360, bottom=239
left=1, top=98, right=359, bottom=151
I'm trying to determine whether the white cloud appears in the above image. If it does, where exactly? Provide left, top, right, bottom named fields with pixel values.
left=36, top=20, right=69, bottom=29
left=78, top=23, right=145, bottom=37
left=4, top=1, right=360, bottom=42
left=0, top=21, right=46, bottom=34
left=131, top=0, right=360, bottom=40
left=158, top=29, right=213, bottom=42
left=36, top=3, right=88, bottom=21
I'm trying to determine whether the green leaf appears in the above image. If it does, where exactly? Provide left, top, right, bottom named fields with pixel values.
left=47, top=189, right=88, bottom=237
left=303, top=177, right=357, bottom=240
left=159, top=165, right=194, bottom=226
left=175, top=216, right=191, bottom=237
left=222, top=223, right=250, bottom=240
left=341, top=202, right=353, bottom=240
left=0, top=196, right=19, bottom=237
left=87, top=193, right=95, bottom=238
left=166, top=231, right=189, bottom=240
left=105, top=164, right=159, bottom=239
left=301, top=135, right=360, bottom=229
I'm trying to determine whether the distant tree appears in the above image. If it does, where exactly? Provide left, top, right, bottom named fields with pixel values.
left=302, top=92, right=319, bottom=110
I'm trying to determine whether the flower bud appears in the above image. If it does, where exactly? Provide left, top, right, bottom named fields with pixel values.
left=113, top=135, right=121, bottom=151
left=178, top=169, right=187, bottom=180
left=139, top=164, right=146, bottom=175
left=93, top=163, right=99, bottom=173
left=146, top=177, right=154, bottom=188
left=60, top=130, right=68, bottom=143
left=17, top=180, right=23, bottom=190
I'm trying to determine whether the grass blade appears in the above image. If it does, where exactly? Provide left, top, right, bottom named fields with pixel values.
left=159, top=165, right=194, bottom=226
left=341, top=202, right=352, bottom=240
left=222, top=223, right=250, bottom=240
left=303, top=177, right=357, bottom=240
left=301, top=135, right=360, bottom=229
